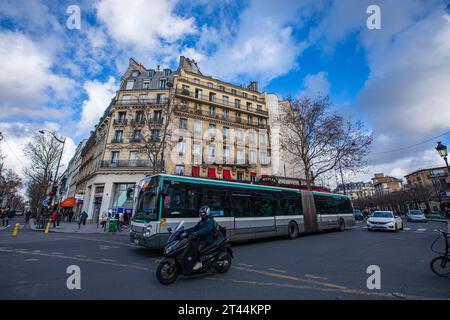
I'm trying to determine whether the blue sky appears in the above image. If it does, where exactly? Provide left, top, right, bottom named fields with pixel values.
left=0, top=0, right=449, bottom=186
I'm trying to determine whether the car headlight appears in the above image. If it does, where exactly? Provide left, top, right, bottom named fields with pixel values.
left=144, top=232, right=151, bottom=237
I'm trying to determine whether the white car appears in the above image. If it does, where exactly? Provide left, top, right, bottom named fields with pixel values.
left=367, top=211, right=403, bottom=232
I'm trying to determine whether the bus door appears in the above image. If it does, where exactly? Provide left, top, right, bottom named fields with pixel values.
left=301, top=191, right=318, bottom=233
left=230, top=193, right=255, bottom=241
left=252, top=192, right=276, bottom=238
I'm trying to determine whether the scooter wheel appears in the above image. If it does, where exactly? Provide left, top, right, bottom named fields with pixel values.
left=216, top=253, right=232, bottom=274
left=156, top=258, right=179, bottom=285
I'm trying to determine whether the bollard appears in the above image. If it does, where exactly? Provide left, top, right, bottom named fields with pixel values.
left=44, top=222, right=51, bottom=234
left=12, top=223, right=20, bottom=237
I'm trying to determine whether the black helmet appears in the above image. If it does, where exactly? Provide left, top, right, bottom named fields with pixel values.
left=198, top=206, right=211, bottom=218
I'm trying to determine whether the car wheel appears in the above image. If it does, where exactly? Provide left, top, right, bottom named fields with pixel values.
left=394, top=224, right=398, bottom=232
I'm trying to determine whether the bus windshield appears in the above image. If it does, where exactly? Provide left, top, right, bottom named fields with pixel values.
left=133, top=177, right=160, bottom=221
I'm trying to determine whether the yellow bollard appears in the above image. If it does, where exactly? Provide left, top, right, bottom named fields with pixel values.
left=12, top=223, right=20, bottom=237
left=44, top=222, right=51, bottom=234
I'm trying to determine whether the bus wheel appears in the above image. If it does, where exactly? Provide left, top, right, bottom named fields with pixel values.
left=288, top=221, right=299, bottom=239
left=338, top=219, right=345, bottom=232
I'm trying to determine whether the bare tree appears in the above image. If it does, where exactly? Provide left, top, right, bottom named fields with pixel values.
left=278, top=96, right=373, bottom=189
left=140, top=93, right=175, bottom=175
left=0, top=148, right=23, bottom=208
left=23, top=134, right=62, bottom=212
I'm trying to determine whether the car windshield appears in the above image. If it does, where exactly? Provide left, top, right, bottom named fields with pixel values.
left=371, top=211, right=393, bottom=218
left=409, top=210, right=422, bottom=215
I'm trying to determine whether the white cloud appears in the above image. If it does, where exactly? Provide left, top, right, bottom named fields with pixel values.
left=0, top=31, right=76, bottom=120
left=77, top=76, right=118, bottom=135
left=96, top=0, right=196, bottom=49
left=298, top=72, right=330, bottom=98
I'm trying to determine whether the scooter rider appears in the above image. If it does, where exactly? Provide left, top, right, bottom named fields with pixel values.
left=181, top=206, right=216, bottom=270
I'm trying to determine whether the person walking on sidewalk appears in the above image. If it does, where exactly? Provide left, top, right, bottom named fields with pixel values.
left=51, top=210, right=57, bottom=228
left=100, top=212, right=108, bottom=232
left=3, top=207, right=11, bottom=227
left=78, top=211, right=88, bottom=229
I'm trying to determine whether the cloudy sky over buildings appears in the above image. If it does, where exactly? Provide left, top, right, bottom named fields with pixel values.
left=0, top=0, right=449, bottom=186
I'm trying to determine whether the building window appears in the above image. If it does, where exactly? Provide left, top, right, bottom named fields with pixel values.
left=175, top=165, right=184, bottom=175
left=111, top=151, right=120, bottom=163
left=151, top=129, right=160, bottom=141
left=159, top=79, right=167, bottom=88
left=131, top=70, right=139, bottom=77
left=231, top=89, right=237, bottom=95
left=208, top=124, right=216, bottom=137
left=236, top=129, right=243, bottom=143
left=179, top=118, right=188, bottom=129
left=259, top=133, right=266, bottom=146
left=195, top=88, right=202, bottom=99
left=126, top=80, right=134, bottom=90
left=194, top=120, right=202, bottom=134
left=248, top=115, right=253, bottom=125
left=177, top=141, right=186, bottom=155
left=223, top=147, right=230, bottom=163
left=247, top=102, right=252, bottom=111
left=250, top=150, right=256, bottom=164
left=111, top=183, right=135, bottom=211
left=132, top=130, right=141, bottom=141
left=208, top=144, right=216, bottom=159
left=235, top=99, right=241, bottom=108
left=114, top=130, right=123, bottom=143
left=135, top=111, right=144, bottom=122
left=143, top=80, right=150, bottom=89
left=118, top=111, right=126, bottom=121
left=209, top=92, right=216, bottom=102
left=209, top=106, right=216, bottom=117
left=207, top=82, right=213, bottom=88
left=237, top=149, right=244, bottom=164
left=193, top=142, right=201, bottom=156
left=237, top=171, right=244, bottom=181
left=223, top=127, right=229, bottom=140
left=193, top=78, right=200, bottom=84
left=242, top=92, right=248, bottom=98
left=223, top=96, right=229, bottom=104
left=223, top=109, right=229, bottom=120
left=154, top=110, right=162, bottom=122
left=260, top=151, right=267, bottom=165
left=219, top=85, right=225, bottom=91
left=248, top=131, right=255, bottom=144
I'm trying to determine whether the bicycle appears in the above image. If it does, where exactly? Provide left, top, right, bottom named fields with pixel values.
left=430, top=229, right=450, bottom=277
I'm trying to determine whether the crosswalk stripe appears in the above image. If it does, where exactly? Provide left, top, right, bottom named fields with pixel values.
left=417, top=228, right=427, bottom=232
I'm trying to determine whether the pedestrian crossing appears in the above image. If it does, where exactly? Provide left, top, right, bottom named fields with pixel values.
left=350, top=223, right=434, bottom=234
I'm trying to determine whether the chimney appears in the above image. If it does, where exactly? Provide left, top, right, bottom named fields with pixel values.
left=247, top=81, right=258, bottom=92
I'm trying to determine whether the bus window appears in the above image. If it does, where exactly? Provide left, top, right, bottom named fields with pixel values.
left=253, top=197, right=275, bottom=217
left=337, top=197, right=353, bottom=214
left=314, top=195, right=338, bottom=215
left=279, top=196, right=301, bottom=216
left=163, top=183, right=196, bottom=218
left=196, top=185, right=230, bottom=217
left=231, top=194, right=252, bottom=217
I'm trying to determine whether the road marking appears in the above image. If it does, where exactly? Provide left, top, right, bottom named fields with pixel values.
left=102, top=258, right=116, bottom=262
left=267, top=268, right=287, bottom=273
left=0, top=248, right=151, bottom=272
left=417, top=228, right=427, bottom=232
left=238, top=263, right=254, bottom=268
left=403, top=228, right=411, bottom=231
left=75, top=254, right=87, bottom=258
left=51, top=252, right=64, bottom=255
left=25, top=258, right=39, bottom=262
left=304, top=274, right=328, bottom=281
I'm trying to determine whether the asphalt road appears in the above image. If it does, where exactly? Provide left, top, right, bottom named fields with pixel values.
left=0, top=218, right=449, bottom=300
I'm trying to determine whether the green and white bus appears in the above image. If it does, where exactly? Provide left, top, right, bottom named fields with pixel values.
left=130, top=174, right=354, bottom=249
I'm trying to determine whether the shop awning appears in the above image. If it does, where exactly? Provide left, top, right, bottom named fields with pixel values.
left=207, top=168, right=217, bottom=178
left=60, top=197, right=76, bottom=208
left=223, top=169, right=232, bottom=180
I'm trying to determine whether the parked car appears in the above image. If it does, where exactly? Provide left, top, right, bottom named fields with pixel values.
left=406, top=210, right=427, bottom=223
left=367, top=211, right=403, bottom=232
left=353, top=209, right=365, bottom=221
left=426, top=211, right=447, bottom=220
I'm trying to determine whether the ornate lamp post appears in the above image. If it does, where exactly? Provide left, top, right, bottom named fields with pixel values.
left=436, top=141, right=450, bottom=173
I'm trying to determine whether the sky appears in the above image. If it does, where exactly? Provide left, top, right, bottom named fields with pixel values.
left=0, top=0, right=449, bottom=189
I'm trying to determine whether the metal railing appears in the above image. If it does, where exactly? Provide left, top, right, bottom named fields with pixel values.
left=111, top=138, right=123, bottom=143
left=113, top=119, right=128, bottom=126
left=114, top=98, right=169, bottom=106
left=179, top=77, right=265, bottom=103
left=100, top=160, right=164, bottom=168
left=176, top=89, right=269, bottom=116
left=174, top=105, right=268, bottom=129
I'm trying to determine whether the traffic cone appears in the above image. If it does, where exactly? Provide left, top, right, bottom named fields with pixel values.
left=44, top=222, right=51, bottom=234
left=12, top=223, right=20, bottom=237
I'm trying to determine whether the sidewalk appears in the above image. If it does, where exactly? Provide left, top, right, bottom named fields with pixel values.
left=28, top=219, right=130, bottom=236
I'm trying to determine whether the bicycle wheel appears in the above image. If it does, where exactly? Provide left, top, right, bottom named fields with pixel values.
left=430, top=256, right=450, bottom=277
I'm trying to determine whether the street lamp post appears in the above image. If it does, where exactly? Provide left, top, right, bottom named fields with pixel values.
left=436, top=141, right=450, bottom=173
left=39, top=130, right=66, bottom=207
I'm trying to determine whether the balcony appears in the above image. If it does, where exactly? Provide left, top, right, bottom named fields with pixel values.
left=178, top=77, right=265, bottom=103
left=131, top=119, right=145, bottom=126
left=114, top=98, right=169, bottom=106
left=100, top=160, right=164, bottom=169
left=150, top=118, right=164, bottom=125
left=113, top=119, right=128, bottom=126
left=130, top=138, right=142, bottom=143
left=175, top=89, right=269, bottom=116
left=111, top=138, right=123, bottom=144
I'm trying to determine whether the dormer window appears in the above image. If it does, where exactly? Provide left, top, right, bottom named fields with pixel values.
left=131, top=70, right=139, bottom=77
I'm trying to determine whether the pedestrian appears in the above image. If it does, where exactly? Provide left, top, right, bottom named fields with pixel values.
left=4, top=207, right=11, bottom=227
left=100, top=212, right=108, bottom=232
left=123, top=211, right=129, bottom=225
left=78, top=211, right=88, bottom=229
left=68, top=210, right=74, bottom=223
left=51, top=210, right=57, bottom=228
left=25, top=209, right=32, bottom=223
left=56, top=210, right=62, bottom=226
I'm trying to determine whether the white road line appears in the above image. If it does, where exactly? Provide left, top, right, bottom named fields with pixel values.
left=403, top=228, right=411, bottom=231
left=25, top=258, right=39, bottom=262
left=417, top=228, right=427, bottom=232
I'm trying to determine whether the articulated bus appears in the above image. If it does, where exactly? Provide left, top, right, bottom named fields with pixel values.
left=130, top=174, right=355, bottom=249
